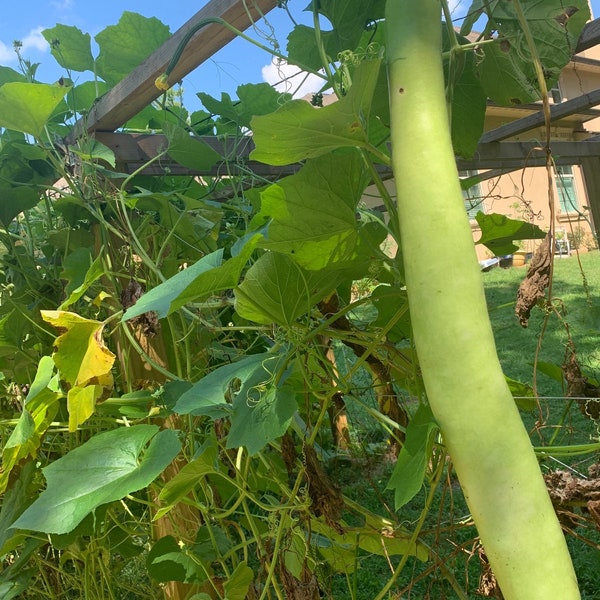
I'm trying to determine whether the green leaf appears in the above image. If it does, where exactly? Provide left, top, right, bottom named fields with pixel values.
left=122, top=235, right=260, bottom=322
left=475, top=0, right=590, bottom=106
left=69, top=138, right=116, bottom=167
left=475, top=212, right=547, bottom=255
left=234, top=252, right=342, bottom=326
left=95, top=12, right=171, bottom=86
left=147, top=536, right=203, bottom=583
left=287, top=0, right=385, bottom=69
left=0, top=187, right=40, bottom=226
left=250, top=59, right=381, bottom=164
left=173, top=352, right=270, bottom=418
left=254, top=150, right=368, bottom=270
left=156, top=441, right=218, bottom=519
left=223, top=563, right=254, bottom=600
left=505, top=377, right=537, bottom=412
left=0, top=67, right=27, bottom=86
left=42, top=24, right=95, bottom=72
left=386, top=403, right=438, bottom=510
left=59, top=248, right=104, bottom=309
left=12, top=426, right=181, bottom=534
left=227, top=354, right=297, bottom=455
left=0, top=82, right=69, bottom=137
left=443, top=29, right=487, bottom=158
left=370, top=285, right=411, bottom=343
left=164, top=123, right=222, bottom=171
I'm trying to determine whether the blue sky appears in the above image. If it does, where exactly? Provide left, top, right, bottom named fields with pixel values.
left=1, top=1, right=599, bottom=110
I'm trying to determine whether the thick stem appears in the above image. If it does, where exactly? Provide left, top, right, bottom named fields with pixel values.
left=385, top=1, right=580, bottom=598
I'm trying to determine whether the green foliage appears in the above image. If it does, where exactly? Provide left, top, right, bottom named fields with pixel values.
left=0, top=2, right=596, bottom=599
left=0, top=82, right=69, bottom=137
left=95, top=12, right=171, bottom=86
left=472, top=0, right=590, bottom=105
left=12, top=426, right=180, bottom=534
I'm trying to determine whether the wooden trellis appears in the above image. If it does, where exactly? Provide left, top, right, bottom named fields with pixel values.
left=69, top=0, right=600, bottom=231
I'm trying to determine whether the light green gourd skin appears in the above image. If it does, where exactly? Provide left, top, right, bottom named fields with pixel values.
left=385, top=1, right=580, bottom=598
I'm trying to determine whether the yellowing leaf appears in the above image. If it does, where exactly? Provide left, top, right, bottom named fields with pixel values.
left=41, top=311, right=115, bottom=387
left=67, top=385, right=106, bottom=432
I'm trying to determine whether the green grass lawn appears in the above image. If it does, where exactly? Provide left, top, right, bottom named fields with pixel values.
left=329, top=251, right=600, bottom=599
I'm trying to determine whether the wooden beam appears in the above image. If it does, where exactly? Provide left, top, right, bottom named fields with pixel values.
left=575, top=17, right=600, bottom=53
left=96, top=132, right=600, bottom=178
left=69, top=0, right=277, bottom=139
left=480, top=88, right=600, bottom=143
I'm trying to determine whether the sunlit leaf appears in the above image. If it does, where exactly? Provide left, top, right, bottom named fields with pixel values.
left=12, top=426, right=180, bottom=534
left=95, top=12, right=170, bottom=86
left=254, top=150, right=368, bottom=270
left=0, top=82, right=70, bottom=137
left=42, top=24, right=95, bottom=72
left=250, top=59, right=381, bottom=164
left=234, top=252, right=343, bottom=326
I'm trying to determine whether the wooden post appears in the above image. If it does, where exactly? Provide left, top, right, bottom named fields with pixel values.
left=580, top=157, right=600, bottom=238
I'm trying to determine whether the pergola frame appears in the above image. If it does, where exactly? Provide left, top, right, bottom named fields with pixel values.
left=68, top=0, right=600, bottom=232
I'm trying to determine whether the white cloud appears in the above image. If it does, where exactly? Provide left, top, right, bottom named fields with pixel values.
left=51, top=0, right=73, bottom=9
left=261, top=60, right=326, bottom=99
left=0, top=41, right=15, bottom=63
left=0, top=27, right=49, bottom=64
left=21, top=27, right=49, bottom=53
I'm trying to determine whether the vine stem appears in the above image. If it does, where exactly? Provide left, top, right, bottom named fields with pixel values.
left=156, top=16, right=325, bottom=90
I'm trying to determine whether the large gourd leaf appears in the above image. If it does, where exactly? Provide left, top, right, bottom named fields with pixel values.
left=0, top=83, right=70, bottom=137
left=12, top=425, right=180, bottom=534
left=95, top=12, right=170, bottom=86
left=254, top=150, right=368, bottom=270
left=227, top=353, right=297, bottom=455
left=250, top=59, right=381, bottom=165
left=475, top=0, right=590, bottom=105
left=198, top=83, right=290, bottom=129
left=164, top=123, right=222, bottom=171
left=42, top=24, right=95, bottom=73
left=234, top=252, right=343, bottom=326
